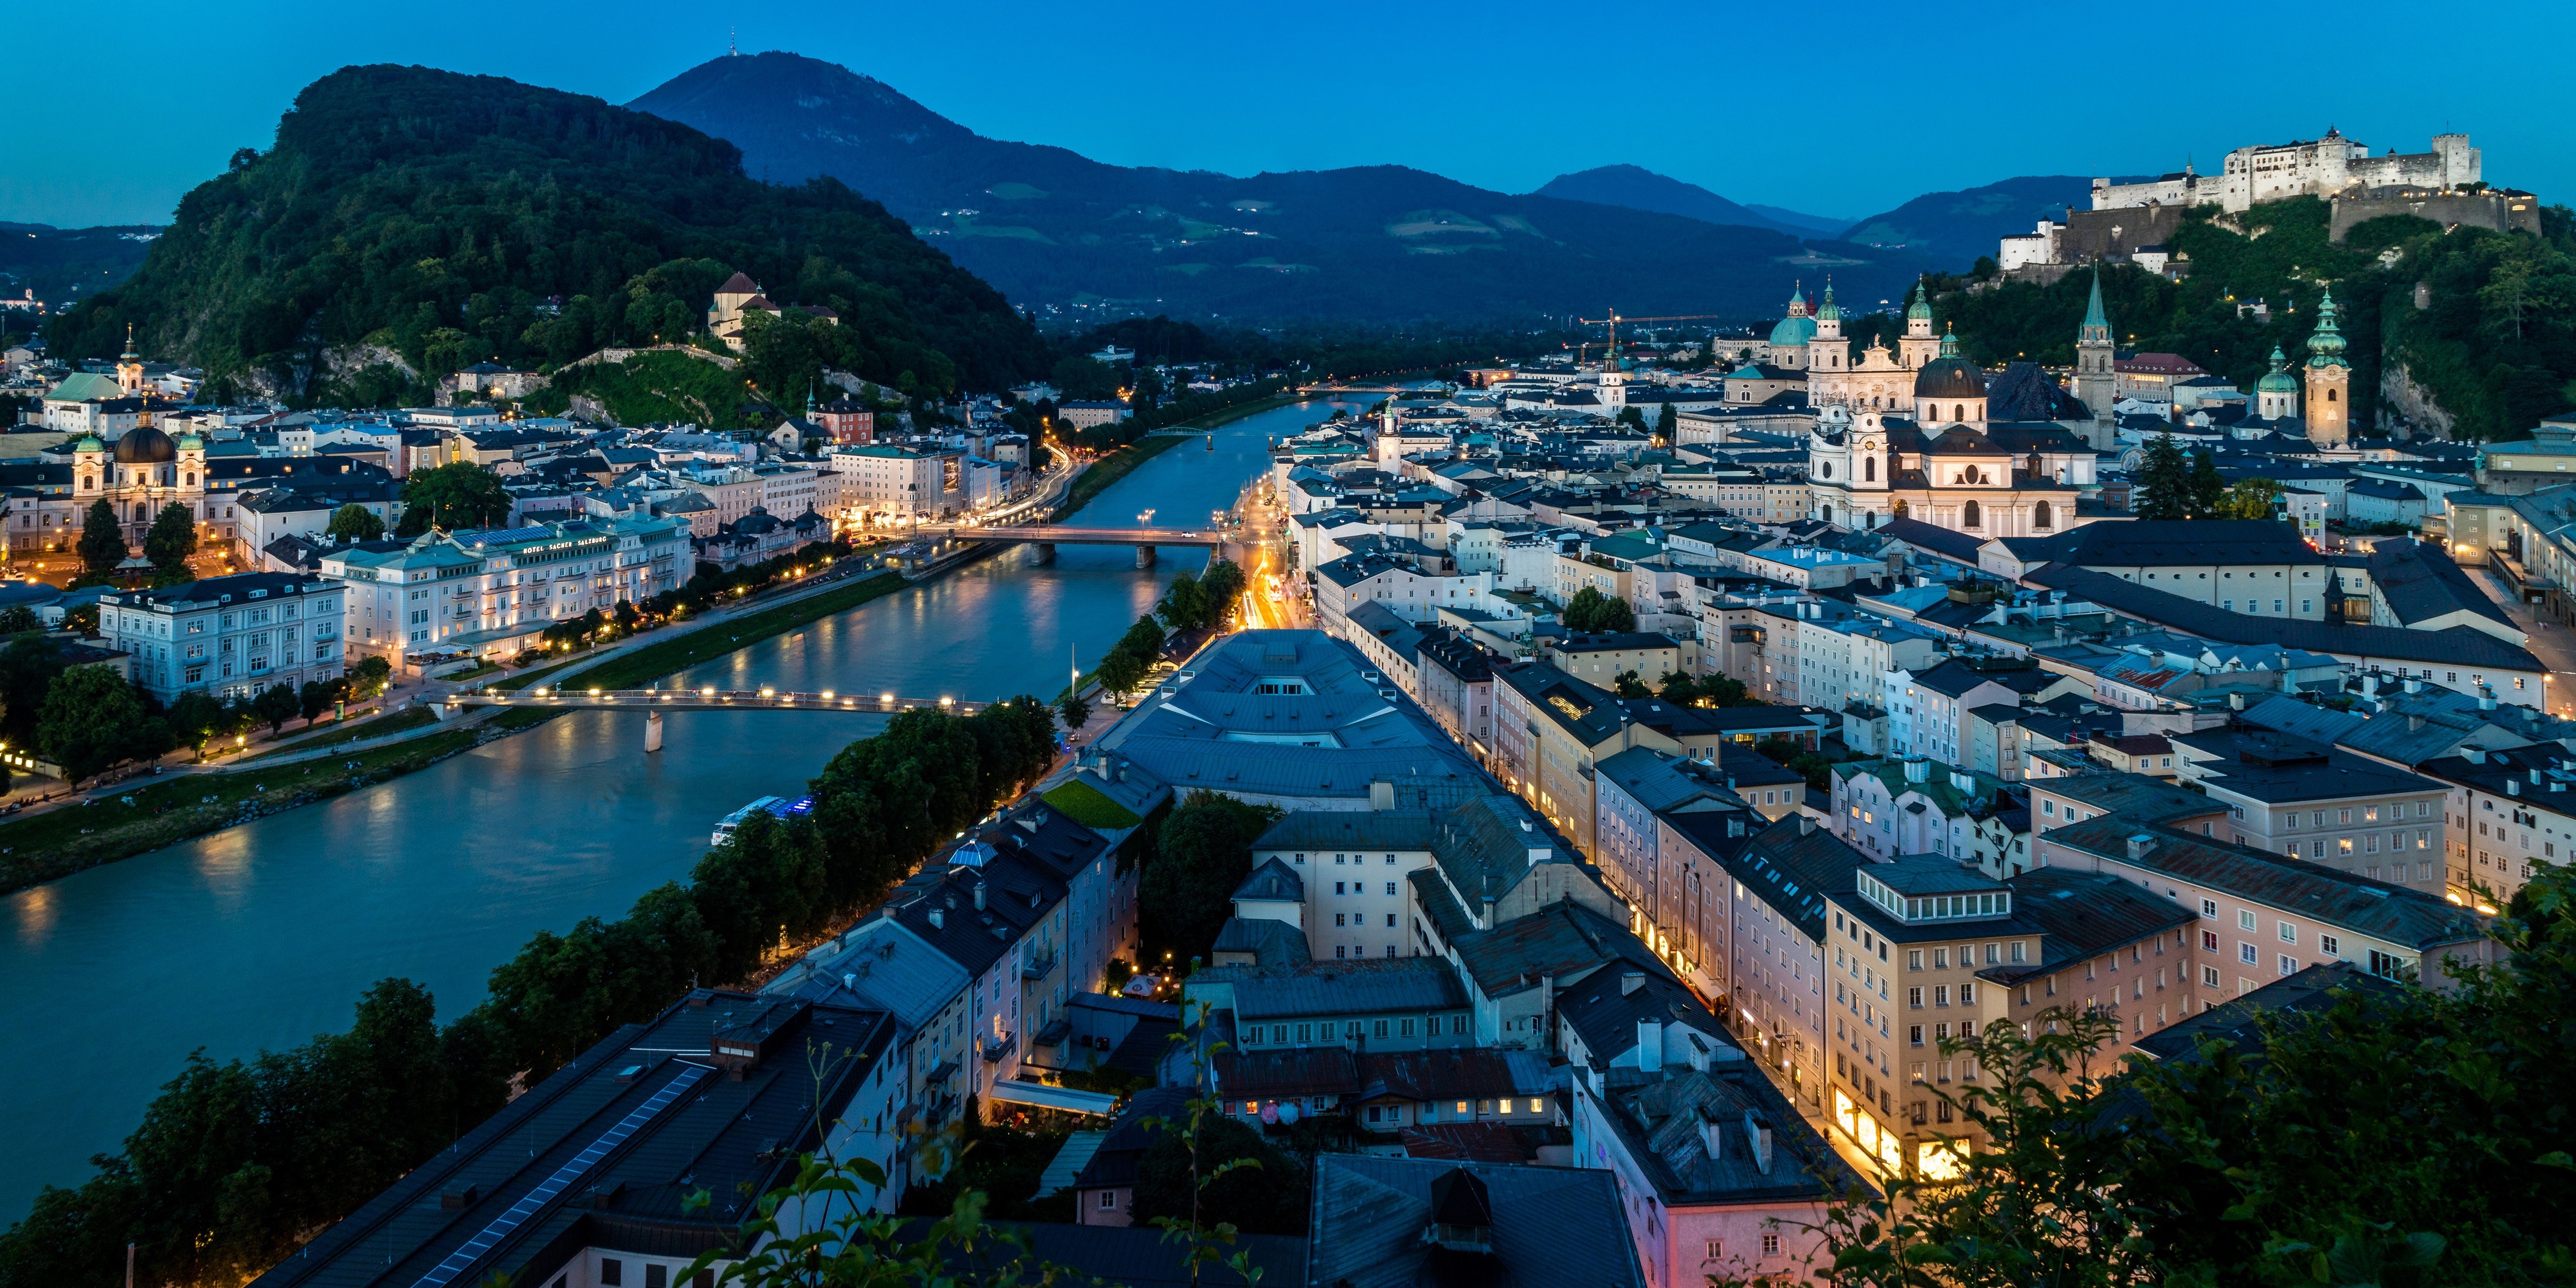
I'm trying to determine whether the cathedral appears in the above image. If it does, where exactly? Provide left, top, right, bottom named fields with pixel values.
left=1804, top=309, right=2103, bottom=539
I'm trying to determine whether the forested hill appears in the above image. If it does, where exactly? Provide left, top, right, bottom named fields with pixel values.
left=46, top=64, right=1048, bottom=403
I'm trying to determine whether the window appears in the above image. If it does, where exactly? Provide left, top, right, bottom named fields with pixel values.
left=2240, top=942, right=2258, bottom=965
left=1374, top=1019, right=1389, bottom=1038
left=2203, top=966, right=2222, bottom=987
left=2279, top=955, right=2297, bottom=976
left=602, top=1262, right=623, bottom=1287
left=1100, top=1190, right=1119, bottom=1210
left=2202, top=930, right=2219, bottom=951
left=2238, top=910, right=2257, bottom=931
left=2200, top=898, right=2218, bottom=918
left=1909, top=1024, right=1923, bottom=1045
left=2278, top=922, right=2297, bottom=944
left=2320, top=934, right=2340, bottom=957
left=646, top=1266, right=669, bottom=1288
left=1762, top=1234, right=1782, bottom=1258
left=1385, top=882, right=1397, bottom=895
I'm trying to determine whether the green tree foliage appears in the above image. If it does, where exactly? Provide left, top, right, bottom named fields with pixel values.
left=2219, top=476, right=2285, bottom=520
left=1139, top=790, right=1283, bottom=965
left=2186, top=449, right=2227, bottom=517
left=1753, top=734, right=1835, bottom=792
left=37, top=665, right=171, bottom=780
left=1611, top=669, right=1652, bottom=698
left=45, top=65, right=1045, bottom=402
left=325, top=503, right=385, bottom=542
left=0, top=634, right=68, bottom=748
left=0, top=605, right=39, bottom=634
left=163, top=691, right=234, bottom=749
left=1129, top=1105, right=1307, bottom=1237
left=1156, top=570, right=1210, bottom=634
left=1093, top=614, right=1170, bottom=699
left=251, top=682, right=301, bottom=734
left=1653, top=400, right=1676, bottom=441
left=2132, top=434, right=2191, bottom=520
left=349, top=654, right=393, bottom=698
left=397, top=463, right=512, bottom=535
left=1054, top=690, right=1091, bottom=732
left=1196, top=559, right=1247, bottom=622
left=1561, top=585, right=1637, bottom=633
left=1725, top=863, right=2576, bottom=1287
left=1615, top=405, right=1647, bottom=432
left=1657, top=670, right=1756, bottom=708
left=143, top=502, right=197, bottom=575
left=77, top=497, right=127, bottom=573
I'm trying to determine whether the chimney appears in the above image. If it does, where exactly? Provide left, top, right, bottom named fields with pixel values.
left=1637, top=1017, right=1662, bottom=1072
left=928, top=909, right=945, bottom=929
left=2229, top=691, right=2246, bottom=711
left=2125, top=833, right=2155, bottom=861
left=973, top=882, right=987, bottom=910
left=1370, top=780, right=1396, bottom=811
left=1539, top=971, right=1556, bottom=1038
left=2479, top=686, right=2497, bottom=712
left=2507, top=779, right=2522, bottom=797
left=1796, top=815, right=1814, bottom=836
left=2466, top=746, right=2487, bottom=765
left=1742, top=1110, right=1775, bottom=1174
left=1621, top=969, right=1646, bottom=996
left=1904, top=757, right=1930, bottom=784
left=2360, top=673, right=2380, bottom=698
left=1698, top=1109, right=1723, bottom=1160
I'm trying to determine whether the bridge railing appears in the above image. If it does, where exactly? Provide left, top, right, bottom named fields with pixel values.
left=447, top=686, right=987, bottom=713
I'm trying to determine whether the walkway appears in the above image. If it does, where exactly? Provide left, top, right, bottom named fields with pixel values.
left=2471, top=565, right=2576, bottom=716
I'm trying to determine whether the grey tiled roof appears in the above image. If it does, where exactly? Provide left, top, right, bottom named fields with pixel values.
left=2042, top=816, right=2490, bottom=950
left=2367, top=538, right=2515, bottom=630
left=1307, top=1155, right=1646, bottom=1288
left=2018, top=563, right=2544, bottom=673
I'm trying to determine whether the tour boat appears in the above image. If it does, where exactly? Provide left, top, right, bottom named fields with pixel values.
left=710, top=794, right=812, bottom=847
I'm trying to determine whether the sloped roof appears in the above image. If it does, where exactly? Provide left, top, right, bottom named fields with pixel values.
left=2366, top=537, right=2515, bottom=631
left=2018, top=563, right=2544, bottom=674
left=1232, top=858, right=1306, bottom=902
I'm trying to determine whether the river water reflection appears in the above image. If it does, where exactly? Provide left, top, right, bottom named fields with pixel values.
left=0, top=397, right=1360, bottom=1211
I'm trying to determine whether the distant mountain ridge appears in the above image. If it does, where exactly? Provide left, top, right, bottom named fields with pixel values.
left=629, top=52, right=1937, bottom=321
left=1842, top=176, right=2097, bottom=268
left=1531, top=165, right=1843, bottom=239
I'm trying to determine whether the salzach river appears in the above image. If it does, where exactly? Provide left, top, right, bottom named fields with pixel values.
left=0, top=397, right=1357, bottom=1213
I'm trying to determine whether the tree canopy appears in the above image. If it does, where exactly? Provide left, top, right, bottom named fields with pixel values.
left=1562, top=585, right=1637, bottom=633
left=397, top=463, right=512, bottom=534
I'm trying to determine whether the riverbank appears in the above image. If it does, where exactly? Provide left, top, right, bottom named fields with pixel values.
left=0, top=570, right=915, bottom=890
left=1056, top=434, right=1194, bottom=519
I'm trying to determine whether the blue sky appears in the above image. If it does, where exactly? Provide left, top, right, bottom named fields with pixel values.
left=9, top=0, right=2570, bottom=228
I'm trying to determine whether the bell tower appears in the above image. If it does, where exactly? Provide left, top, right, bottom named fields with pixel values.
left=2304, top=290, right=2351, bottom=448
left=2073, top=270, right=2116, bottom=421
left=1899, top=278, right=1940, bottom=370
left=116, top=324, right=145, bottom=396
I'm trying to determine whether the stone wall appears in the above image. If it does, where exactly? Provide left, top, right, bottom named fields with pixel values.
left=2377, top=361, right=2456, bottom=440
left=2330, top=190, right=2542, bottom=243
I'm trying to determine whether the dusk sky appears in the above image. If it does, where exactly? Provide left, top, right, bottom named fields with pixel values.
left=9, top=0, right=2569, bottom=230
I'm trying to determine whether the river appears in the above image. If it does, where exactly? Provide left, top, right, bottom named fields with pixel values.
left=0, top=397, right=1360, bottom=1213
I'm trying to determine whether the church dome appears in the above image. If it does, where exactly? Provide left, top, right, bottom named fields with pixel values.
left=2257, top=346, right=2299, bottom=393
left=1913, top=329, right=1985, bottom=399
left=1906, top=280, right=1933, bottom=322
left=73, top=434, right=104, bottom=454
left=1768, top=313, right=1816, bottom=348
left=113, top=424, right=177, bottom=464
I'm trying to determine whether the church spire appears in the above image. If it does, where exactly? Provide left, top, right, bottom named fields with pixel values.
left=2305, top=290, right=2349, bottom=368
left=1906, top=277, right=1931, bottom=322
left=2080, top=268, right=2111, bottom=342
left=121, top=323, right=139, bottom=361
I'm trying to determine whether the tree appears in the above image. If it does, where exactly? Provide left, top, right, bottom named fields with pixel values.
left=143, top=501, right=198, bottom=576
left=1139, top=790, right=1282, bottom=963
left=1129, top=1102, right=1307, bottom=1236
left=251, top=682, right=301, bottom=734
left=37, top=664, right=167, bottom=780
left=1096, top=648, right=1149, bottom=701
left=0, top=634, right=66, bottom=748
left=299, top=677, right=350, bottom=721
left=0, top=604, right=38, bottom=634
left=1615, top=405, right=1647, bottom=432
left=164, top=690, right=232, bottom=749
left=1611, top=669, right=1652, bottom=698
left=2133, top=433, right=2191, bottom=520
left=77, top=497, right=127, bottom=573
left=1197, top=558, right=1247, bottom=620
left=1157, top=570, right=1210, bottom=633
left=326, top=503, right=385, bottom=542
left=396, top=463, right=512, bottom=534
left=2219, top=476, right=2285, bottom=520
left=349, top=654, right=393, bottom=698
left=1653, top=401, right=1676, bottom=442
left=1116, top=614, right=1167, bottom=665
left=1562, top=586, right=1636, bottom=634
left=1056, top=690, right=1092, bottom=732
left=2186, top=448, right=2227, bottom=517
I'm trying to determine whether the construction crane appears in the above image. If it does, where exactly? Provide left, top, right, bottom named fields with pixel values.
left=1577, top=311, right=1736, bottom=367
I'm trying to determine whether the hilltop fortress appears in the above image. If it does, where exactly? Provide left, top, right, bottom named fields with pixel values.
left=2092, top=129, right=2481, bottom=212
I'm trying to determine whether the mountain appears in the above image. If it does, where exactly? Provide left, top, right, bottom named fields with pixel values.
left=630, top=53, right=1935, bottom=322
left=46, top=64, right=1046, bottom=401
left=1841, top=176, right=2096, bottom=270
left=0, top=223, right=160, bottom=314
left=1741, top=204, right=1852, bottom=238
left=1529, top=165, right=1839, bottom=238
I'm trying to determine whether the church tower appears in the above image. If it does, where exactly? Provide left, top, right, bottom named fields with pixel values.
left=116, top=324, right=145, bottom=396
left=1899, top=279, right=1941, bottom=370
left=1768, top=285, right=1815, bottom=372
left=2073, top=270, right=2116, bottom=421
left=1811, top=280, right=1844, bottom=371
left=2304, top=290, right=2351, bottom=448
left=2255, top=345, right=2301, bottom=421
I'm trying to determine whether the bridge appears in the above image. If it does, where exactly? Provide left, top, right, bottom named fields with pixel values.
left=910, top=524, right=1228, bottom=567
left=436, top=686, right=1007, bottom=751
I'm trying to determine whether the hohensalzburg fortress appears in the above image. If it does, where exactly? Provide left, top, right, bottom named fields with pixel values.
left=2092, top=130, right=2480, bottom=213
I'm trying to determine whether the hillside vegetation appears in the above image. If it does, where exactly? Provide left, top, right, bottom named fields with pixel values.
left=1935, top=196, right=2576, bottom=438
left=45, top=65, right=1048, bottom=403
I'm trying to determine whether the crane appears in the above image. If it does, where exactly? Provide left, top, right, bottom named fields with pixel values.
left=1577, top=311, right=1737, bottom=368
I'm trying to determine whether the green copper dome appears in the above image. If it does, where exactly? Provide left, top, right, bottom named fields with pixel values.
left=2256, top=346, right=2299, bottom=393
left=1768, top=313, right=1816, bottom=348
left=73, top=434, right=104, bottom=453
left=2305, top=290, right=2349, bottom=368
left=1814, top=280, right=1843, bottom=325
left=1905, top=279, right=1932, bottom=322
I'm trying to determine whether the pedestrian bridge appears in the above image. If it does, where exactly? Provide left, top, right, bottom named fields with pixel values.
left=911, top=524, right=1225, bottom=566
left=436, top=686, right=1011, bottom=750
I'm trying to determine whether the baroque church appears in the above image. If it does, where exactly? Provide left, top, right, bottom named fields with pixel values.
left=1802, top=280, right=2108, bottom=539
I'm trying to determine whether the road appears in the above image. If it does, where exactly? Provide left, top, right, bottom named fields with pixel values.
left=2471, top=566, right=2576, bottom=716
left=1228, top=473, right=1310, bottom=630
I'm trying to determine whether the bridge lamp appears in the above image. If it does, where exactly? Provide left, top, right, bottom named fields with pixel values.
left=820, top=690, right=834, bottom=700
left=701, top=687, right=716, bottom=697
left=588, top=688, right=601, bottom=696
left=881, top=692, right=894, bottom=704
left=941, top=696, right=955, bottom=706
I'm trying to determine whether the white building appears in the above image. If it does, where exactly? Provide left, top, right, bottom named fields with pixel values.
left=322, top=516, right=689, bottom=665
left=828, top=444, right=969, bottom=522
left=97, top=571, right=345, bottom=701
left=2092, top=131, right=2480, bottom=214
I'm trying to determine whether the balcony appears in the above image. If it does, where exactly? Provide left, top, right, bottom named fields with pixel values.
left=1021, top=948, right=1058, bottom=982
left=979, top=1032, right=1017, bottom=1063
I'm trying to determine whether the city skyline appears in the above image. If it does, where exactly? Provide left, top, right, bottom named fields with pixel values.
left=7, top=0, right=2569, bottom=229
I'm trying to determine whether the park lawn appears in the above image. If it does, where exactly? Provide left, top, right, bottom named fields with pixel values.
left=1041, top=779, right=1141, bottom=830
left=242, top=705, right=438, bottom=760
left=0, top=726, right=484, bottom=894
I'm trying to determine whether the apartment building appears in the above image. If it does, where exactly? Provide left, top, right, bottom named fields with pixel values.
left=2416, top=743, right=2576, bottom=906
left=1827, top=757, right=2029, bottom=874
left=96, top=571, right=344, bottom=701
left=322, top=517, right=688, bottom=666
left=2167, top=726, right=2449, bottom=894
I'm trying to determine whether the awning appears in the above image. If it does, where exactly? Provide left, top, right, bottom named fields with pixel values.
left=985, top=1079, right=1121, bottom=1117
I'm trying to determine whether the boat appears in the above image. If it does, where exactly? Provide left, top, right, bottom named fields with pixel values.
left=1204, top=433, right=1214, bottom=450
left=710, top=794, right=813, bottom=847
